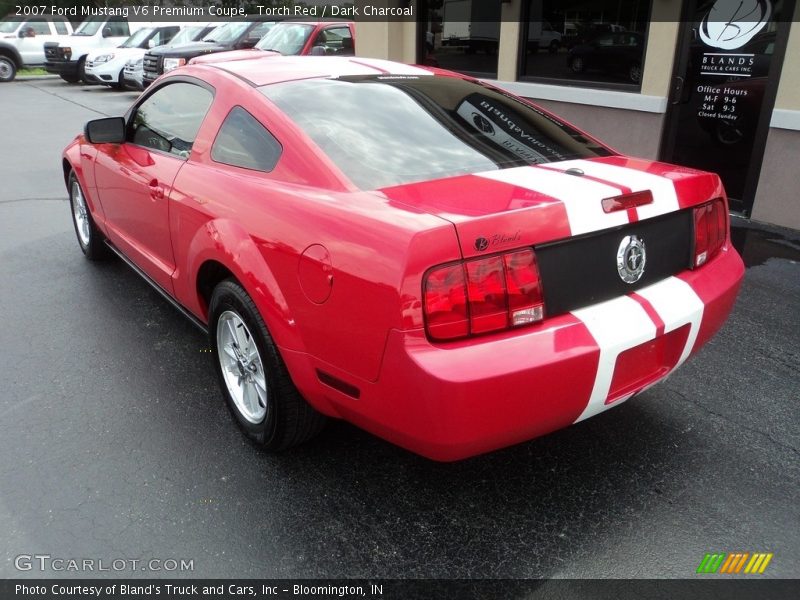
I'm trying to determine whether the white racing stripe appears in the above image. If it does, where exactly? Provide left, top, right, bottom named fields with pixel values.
left=478, top=167, right=629, bottom=235
left=572, top=296, right=655, bottom=422
left=571, top=276, right=705, bottom=423
left=635, top=276, right=705, bottom=367
left=546, top=159, right=680, bottom=221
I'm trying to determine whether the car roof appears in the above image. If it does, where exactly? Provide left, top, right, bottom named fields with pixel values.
left=202, top=56, right=435, bottom=87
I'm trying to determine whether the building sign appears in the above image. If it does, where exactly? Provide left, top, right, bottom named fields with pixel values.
left=693, top=0, right=775, bottom=144
left=698, top=0, right=772, bottom=50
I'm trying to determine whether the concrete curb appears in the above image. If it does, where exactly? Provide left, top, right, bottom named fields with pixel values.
left=15, top=74, right=60, bottom=81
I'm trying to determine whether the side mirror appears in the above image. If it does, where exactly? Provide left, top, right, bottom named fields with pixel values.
left=102, top=26, right=113, bottom=38
left=85, top=117, right=126, bottom=144
left=147, top=38, right=155, bottom=48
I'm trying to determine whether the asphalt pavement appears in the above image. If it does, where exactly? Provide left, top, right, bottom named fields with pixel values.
left=0, top=79, right=798, bottom=580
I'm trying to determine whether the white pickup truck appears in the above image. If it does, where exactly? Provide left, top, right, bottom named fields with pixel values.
left=0, top=15, right=74, bottom=82
left=43, top=17, right=149, bottom=83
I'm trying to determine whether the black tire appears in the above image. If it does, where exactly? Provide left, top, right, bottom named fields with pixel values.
left=0, top=55, right=17, bottom=82
left=68, top=171, right=108, bottom=260
left=113, top=68, right=125, bottom=90
left=60, top=72, right=80, bottom=83
left=548, top=40, right=560, bottom=54
left=569, top=56, right=585, bottom=73
left=209, top=279, right=326, bottom=451
left=77, top=56, right=87, bottom=83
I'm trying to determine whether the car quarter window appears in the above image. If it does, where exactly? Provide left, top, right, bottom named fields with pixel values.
left=129, top=82, right=213, bottom=159
left=54, top=20, right=68, bottom=35
left=211, top=106, right=282, bottom=172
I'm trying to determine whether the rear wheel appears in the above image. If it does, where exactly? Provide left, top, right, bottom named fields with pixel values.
left=209, top=280, right=326, bottom=451
left=60, top=72, right=80, bottom=83
left=0, top=56, right=16, bottom=82
left=68, top=171, right=108, bottom=260
left=569, top=56, right=585, bottom=73
left=548, top=39, right=560, bottom=54
left=76, top=57, right=87, bottom=83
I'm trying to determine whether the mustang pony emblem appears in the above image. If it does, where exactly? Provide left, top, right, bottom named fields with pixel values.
left=617, top=235, right=646, bottom=284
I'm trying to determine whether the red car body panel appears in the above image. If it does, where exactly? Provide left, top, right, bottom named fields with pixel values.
left=62, top=57, right=744, bottom=460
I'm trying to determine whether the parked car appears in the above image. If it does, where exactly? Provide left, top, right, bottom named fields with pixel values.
left=62, top=56, right=743, bottom=461
left=189, top=21, right=355, bottom=65
left=44, top=17, right=148, bottom=83
left=568, top=31, right=644, bottom=83
left=122, top=24, right=218, bottom=91
left=142, top=20, right=275, bottom=88
left=84, top=26, right=183, bottom=88
left=0, top=15, right=74, bottom=82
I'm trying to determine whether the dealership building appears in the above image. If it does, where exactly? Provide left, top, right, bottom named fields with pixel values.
left=356, top=0, right=800, bottom=230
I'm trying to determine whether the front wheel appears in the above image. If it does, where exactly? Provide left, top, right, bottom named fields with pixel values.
left=0, top=56, right=16, bottom=82
left=209, top=280, right=326, bottom=451
left=68, top=171, right=108, bottom=260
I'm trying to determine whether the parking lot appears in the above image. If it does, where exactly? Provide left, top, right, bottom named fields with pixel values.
left=1, top=78, right=798, bottom=579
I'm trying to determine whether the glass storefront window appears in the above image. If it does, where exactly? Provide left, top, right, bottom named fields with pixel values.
left=420, top=0, right=500, bottom=79
left=520, top=0, right=652, bottom=88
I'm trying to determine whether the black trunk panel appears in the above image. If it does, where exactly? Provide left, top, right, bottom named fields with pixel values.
left=536, top=210, right=693, bottom=317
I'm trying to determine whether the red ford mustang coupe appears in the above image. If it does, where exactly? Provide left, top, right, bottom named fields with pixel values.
left=62, top=56, right=743, bottom=461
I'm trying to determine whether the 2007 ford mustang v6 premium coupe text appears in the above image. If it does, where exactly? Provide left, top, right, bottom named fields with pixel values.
left=62, top=56, right=743, bottom=461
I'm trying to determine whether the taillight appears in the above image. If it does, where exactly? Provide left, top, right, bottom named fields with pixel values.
left=423, top=249, right=544, bottom=341
left=693, top=198, right=727, bottom=268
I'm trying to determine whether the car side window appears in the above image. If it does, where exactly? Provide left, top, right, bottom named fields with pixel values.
left=129, top=82, right=213, bottom=159
left=27, top=19, right=51, bottom=35
left=313, top=27, right=355, bottom=56
left=152, top=27, right=179, bottom=47
left=106, top=20, right=130, bottom=37
left=211, top=106, right=282, bottom=172
left=54, top=20, right=68, bottom=35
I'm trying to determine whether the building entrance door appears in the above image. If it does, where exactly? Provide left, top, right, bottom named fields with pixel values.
left=660, top=0, right=794, bottom=215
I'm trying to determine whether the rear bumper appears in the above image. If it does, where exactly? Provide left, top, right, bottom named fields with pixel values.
left=304, top=247, right=744, bottom=461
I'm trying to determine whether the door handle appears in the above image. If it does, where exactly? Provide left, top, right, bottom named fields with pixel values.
left=670, top=76, right=685, bottom=105
left=148, top=179, right=164, bottom=200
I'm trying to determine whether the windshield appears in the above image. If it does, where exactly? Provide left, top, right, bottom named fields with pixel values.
left=0, top=18, right=22, bottom=33
left=74, top=17, right=103, bottom=36
left=256, top=23, right=313, bottom=54
left=168, top=26, right=205, bottom=46
left=203, top=21, right=249, bottom=44
left=262, top=75, right=611, bottom=190
left=120, top=27, right=153, bottom=49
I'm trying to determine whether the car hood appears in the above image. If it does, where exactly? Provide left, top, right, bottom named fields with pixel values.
left=154, top=41, right=230, bottom=57
left=190, top=49, right=279, bottom=64
left=379, top=156, right=723, bottom=259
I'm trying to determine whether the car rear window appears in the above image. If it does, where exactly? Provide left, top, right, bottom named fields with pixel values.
left=261, top=75, right=611, bottom=190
